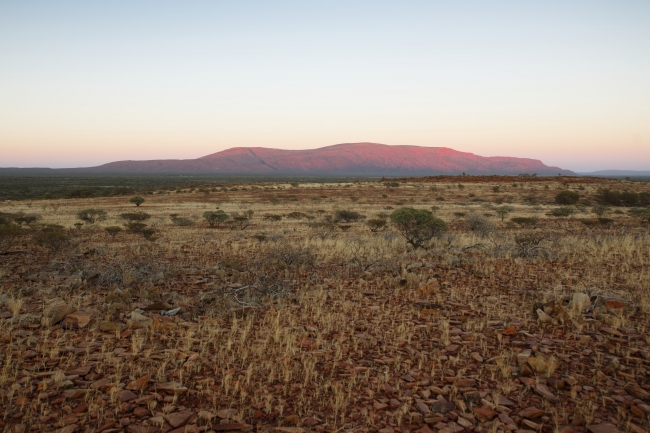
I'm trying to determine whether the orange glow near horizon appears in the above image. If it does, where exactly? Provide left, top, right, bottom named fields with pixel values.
left=1, top=2, right=649, bottom=171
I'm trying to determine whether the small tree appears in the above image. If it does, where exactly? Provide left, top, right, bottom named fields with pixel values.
left=33, top=224, right=71, bottom=252
left=129, top=196, right=145, bottom=207
left=496, top=209, right=509, bottom=222
left=105, top=226, right=122, bottom=237
left=555, top=191, right=580, bottom=205
left=0, top=224, right=25, bottom=254
left=76, top=209, right=107, bottom=224
left=120, top=212, right=151, bottom=223
left=203, top=210, right=229, bottom=227
left=335, top=210, right=364, bottom=223
left=367, top=219, right=387, bottom=232
left=547, top=207, right=574, bottom=218
left=390, top=207, right=447, bottom=249
left=629, top=208, right=650, bottom=223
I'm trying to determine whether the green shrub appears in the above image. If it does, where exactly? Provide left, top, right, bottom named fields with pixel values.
left=129, top=196, right=145, bottom=207
left=33, top=224, right=70, bottom=252
left=120, top=212, right=151, bottom=223
left=547, top=207, right=574, bottom=218
left=263, top=214, right=282, bottom=221
left=596, top=189, right=641, bottom=207
left=0, top=224, right=26, bottom=254
left=367, top=219, right=387, bottom=232
left=390, top=207, right=447, bottom=249
left=335, top=210, right=364, bottom=223
left=76, top=209, right=107, bottom=224
left=510, top=217, right=538, bottom=228
left=555, top=191, right=580, bottom=205
left=105, top=226, right=122, bottom=237
left=172, top=217, right=194, bottom=226
left=203, top=210, right=229, bottom=227
left=629, top=208, right=650, bottom=223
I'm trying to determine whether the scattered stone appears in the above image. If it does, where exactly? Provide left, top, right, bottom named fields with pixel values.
left=473, top=405, right=497, bottom=422
left=61, top=311, right=92, bottom=329
left=519, top=406, right=544, bottom=419
left=216, top=408, right=236, bottom=419
left=586, top=424, right=619, bottom=433
left=164, top=411, right=195, bottom=428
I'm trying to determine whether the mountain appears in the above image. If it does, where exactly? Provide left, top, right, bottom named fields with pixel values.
left=1, top=143, right=575, bottom=175
left=579, top=170, right=650, bottom=177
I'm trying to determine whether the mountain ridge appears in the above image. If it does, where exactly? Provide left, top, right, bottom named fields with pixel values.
left=1, top=143, right=575, bottom=175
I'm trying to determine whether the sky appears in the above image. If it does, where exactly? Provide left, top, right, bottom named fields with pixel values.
left=1, top=1, right=649, bottom=171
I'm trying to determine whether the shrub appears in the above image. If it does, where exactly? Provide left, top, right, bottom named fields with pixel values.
left=0, top=224, right=26, bottom=254
left=14, top=214, right=41, bottom=225
left=33, top=224, right=70, bottom=252
left=76, top=209, right=107, bottom=224
left=203, top=210, right=229, bottom=227
left=105, top=226, right=122, bottom=237
left=129, top=196, right=145, bottom=207
left=595, top=189, right=640, bottom=207
left=120, top=212, right=151, bottom=223
left=172, top=217, right=194, bottom=226
left=125, top=222, right=148, bottom=233
left=335, top=210, right=364, bottom=223
left=592, top=205, right=610, bottom=217
left=390, top=207, right=447, bottom=249
left=547, top=207, right=574, bottom=218
left=465, top=213, right=494, bottom=236
left=629, top=208, right=650, bottom=223
left=510, top=217, right=538, bottom=228
left=555, top=191, right=580, bottom=205
left=263, top=214, right=282, bottom=221
left=367, top=219, right=387, bottom=232
left=286, top=212, right=307, bottom=220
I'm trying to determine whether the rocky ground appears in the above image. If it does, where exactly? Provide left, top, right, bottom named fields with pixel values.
left=1, top=176, right=649, bottom=433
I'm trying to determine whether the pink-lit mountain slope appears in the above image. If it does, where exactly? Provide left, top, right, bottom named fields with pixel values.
left=3, top=143, right=576, bottom=175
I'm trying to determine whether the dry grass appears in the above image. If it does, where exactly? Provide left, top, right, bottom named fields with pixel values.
left=0, top=176, right=649, bottom=432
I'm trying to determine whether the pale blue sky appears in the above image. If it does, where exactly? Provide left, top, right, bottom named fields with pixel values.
left=1, top=1, right=649, bottom=170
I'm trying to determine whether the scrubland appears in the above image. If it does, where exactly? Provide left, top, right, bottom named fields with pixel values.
left=0, top=176, right=649, bottom=433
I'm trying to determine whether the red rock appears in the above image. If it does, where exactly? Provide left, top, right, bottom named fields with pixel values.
left=127, top=426, right=159, bottom=433
left=502, top=325, right=517, bottom=336
left=117, top=390, right=138, bottom=402
left=519, top=406, right=544, bottom=419
left=72, top=403, right=88, bottom=414
left=62, top=389, right=88, bottom=399
left=90, top=378, right=111, bottom=390
left=473, top=405, right=497, bottom=422
left=415, top=400, right=430, bottom=415
left=66, top=365, right=91, bottom=376
left=212, top=423, right=252, bottom=431
left=126, top=375, right=149, bottom=391
left=164, top=411, right=195, bottom=428
left=12, top=424, right=26, bottom=433
left=61, top=311, right=92, bottom=329
left=535, top=383, right=559, bottom=402
left=133, top=407, right=150, bottom=418
left=586, top=424, right=619, bottom=433
left=605, top=300, right=625, bottom=310
left=54, top=425, right=78, bottom=433
left=303, top=418, right=321, bottom=427
left=216, top=408, right=237, bottom=418
left=457, top=378, right=476, bottom=387
left=374, top=401, right=388, bottom=410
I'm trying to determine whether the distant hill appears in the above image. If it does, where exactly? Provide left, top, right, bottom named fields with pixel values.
left=1, top=143, right=575, bottom=176
left=580, top=170, right=650, bottom=177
